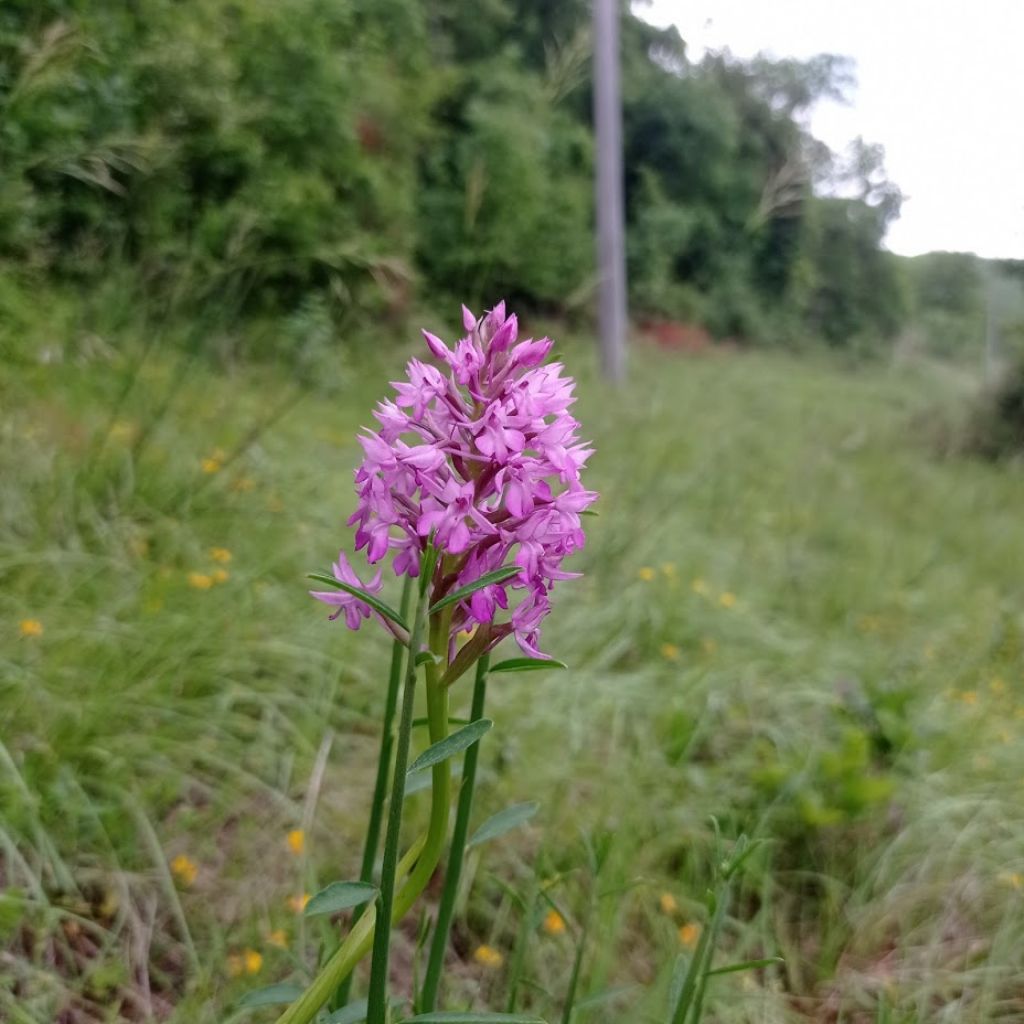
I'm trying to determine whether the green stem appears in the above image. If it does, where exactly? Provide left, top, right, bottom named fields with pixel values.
left=365, top=584, right=431, bottom=1024
left=419, top=654, right=489, bottom=1011
left=333, top=577, right=413, bottom=1010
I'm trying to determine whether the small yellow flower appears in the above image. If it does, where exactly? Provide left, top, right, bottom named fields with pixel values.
left=288, top=893, right=310, bottom=914
left=243, top=949, right=263, bottom=975
left=718, top=591, right=737, bottom=609
left=188, top=572, right=214, bottom=590
left=999, top=871, right=1023, bottom=890
left=109, top=420, right=136, bottom=442
left=659, top=892, right=678, bottom=915
left=473, top=944, right=504, bottom=968
left=170, top=854, right=198, bottom=887
left=660, top=642, right=681, bottom=662
left=990, top=677, right=1006, bottom=695
left=19, top=619, right=43, bottom=638
left=211, top=568, right=230, bottom=584
left=287, top=829, right=305, bottom=856
left=960, top=690, right=978, bottom=706
left=200, top=457, right=222, bottom=474
left=661, top=563, right=678, bottom=580
left=542, top=909, right=566, bottom=936
left=231, top=476, right=255, bottom=493
left=638, top=566, right=656, bottom=582
left=691, top=578, right=708, bottom=596
left=678, top=922, right=700, bottom=949
left=267, top=929, right=288, bottom=949
left=701, top=637, right=717, bottom=656
left=210, top=547, right=233, bottom=564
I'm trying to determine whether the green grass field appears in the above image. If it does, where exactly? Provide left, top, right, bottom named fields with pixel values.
left=3, top=333, right=1023, bottom=1023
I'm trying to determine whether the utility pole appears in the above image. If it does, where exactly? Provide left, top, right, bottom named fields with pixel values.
left=593, top=0, right=628, bottom=381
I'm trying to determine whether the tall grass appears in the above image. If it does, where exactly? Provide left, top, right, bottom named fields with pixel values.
left=2, top=328, right=1023, bottom=1022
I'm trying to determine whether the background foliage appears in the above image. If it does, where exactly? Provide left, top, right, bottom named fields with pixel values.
left=4, top=0, right=1021, bottom=360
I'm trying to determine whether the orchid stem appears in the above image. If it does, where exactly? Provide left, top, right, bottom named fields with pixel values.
left=419, top=653, right=489, bottom=1012
left=333, top=576, right=413, bottom=1011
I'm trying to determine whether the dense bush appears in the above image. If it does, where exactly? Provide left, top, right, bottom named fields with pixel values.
left=2, top=0, right=982, bottom=356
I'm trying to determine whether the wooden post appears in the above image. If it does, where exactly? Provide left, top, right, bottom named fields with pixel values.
left=593, top=0, right=628, bottom=381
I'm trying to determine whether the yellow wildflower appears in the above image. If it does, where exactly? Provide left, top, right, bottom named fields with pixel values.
left=188, top=572, right=213, bottom=590
left=287, top=829, right=305, bottom=856
left=638, top=566, right=656, bottom=582
left=961, top=690, right=978, bottom=706
left=19, top=619, right=43, bottom=638
left=288, top=893, right=310, bottom=914
left=473, top=944, right=504, bottom=968
left=267, top=929, right=288, bottom=949
left=243, top=949, right=263, bottom=975
left=212, top=568, right=230, bottom=584
left=542, top=910, right=566, bottom=936
left=231, top=476, right=255, bottom=493
left=170, top=854, right=198, bottom=887
left=659, top=892, right=678, bottom=915
left=200, top=457, right=222, bottom=474
left=990, top=677, right=1006, bottom=695
left=660, top=642, right=681, bottom=662
left=678, top=922, right=700, bottom=949
left=718, top=591, right=737, bottom=609
left=210, top=547, right=233, bottom=564
left=691, top=578, right=708, bottom=596
left=661, top=563, right=678, bottom=580
left=109, top=420, right=136, bottom=442
left=999, top=871, right=1023, bottom=890
left=701, top=637, right=717, bottom=655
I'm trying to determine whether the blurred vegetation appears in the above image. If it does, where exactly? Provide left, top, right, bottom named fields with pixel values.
left=4, top=0, right=1022, bottom=361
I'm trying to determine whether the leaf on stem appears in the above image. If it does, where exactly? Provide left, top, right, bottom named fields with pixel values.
left=467, top=802, right=539, bottom=849
left=304, top=881, right=378, bottom=918
left=406, top=719, right=493, bottom=775
left=428, top=566, right=522, bottom=614
left=236, top=983, right=304, bottom=1008
left=706, top=956, right=784, bottom=977
left=488, top=657, right=567, bottom=674
left=327, top=1000, right=370, bottom=1023
left=307, top=573, right=410, bottom=632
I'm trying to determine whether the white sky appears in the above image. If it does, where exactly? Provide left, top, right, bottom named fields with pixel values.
left=635, top=0, right=1024, bottom=258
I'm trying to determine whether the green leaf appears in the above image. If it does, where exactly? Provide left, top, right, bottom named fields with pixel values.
left=401, top=1014, right=546, bottom=1023
left=579, top=509, right=599, bottom=517
left=407, top=720, right=493, bottom=775
left=416, top=650, right=442, bottom=667
left=303, top=881, right=377, bottom=917
left=307, top=573, right=409, bottom=632
left=467, top=802, right=539, bottom=849
left=428, top=566, right=522, bottom=614
left=706, top=956, right=784, bottom=977
left=327, top=1000, right=369, bottom=1024
left=236, top=983, right=304, bottom=1008
left=488, top=657, right=567, bottom=674
left=405, top=762, right=463, bottom=797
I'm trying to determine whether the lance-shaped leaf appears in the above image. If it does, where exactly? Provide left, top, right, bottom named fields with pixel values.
left=467, top=802, right=539, bottom=849
left=304, top=881, right=378, bottom=918
left=488, top=657, right=567, bottom=675
left=237, top=983, right=304, bottom=1008
left=307, top=573, right=410, bottom=632
left=406, top=719, right=492, bottom=775
left=706, top=956, right=784, bottom=977
left=428, top=566, right=522, bottom=615
left=401, top=1014, right=546, bottom=1023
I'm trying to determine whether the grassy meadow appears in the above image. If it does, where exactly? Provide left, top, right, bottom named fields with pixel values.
left=3, top=329, right=1024, bottom=1023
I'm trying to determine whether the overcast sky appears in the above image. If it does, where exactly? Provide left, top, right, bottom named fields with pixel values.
left=635, top=0, right=1024, bottom=259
